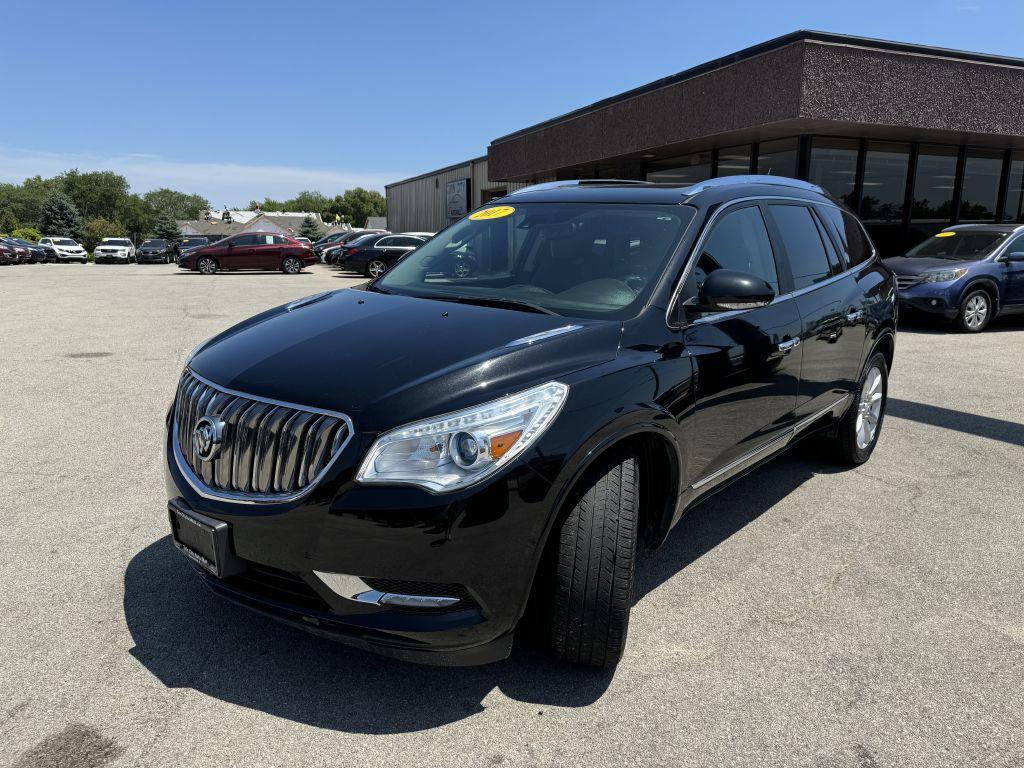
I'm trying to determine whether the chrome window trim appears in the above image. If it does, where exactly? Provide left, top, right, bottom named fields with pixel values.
left=171, top=369, right=355, bottom=506
left=665, top=195, right=878, bottom=329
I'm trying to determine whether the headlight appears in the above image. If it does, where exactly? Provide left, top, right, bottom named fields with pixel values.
left=922, top=268, right=968, bottom=283
left=356, top=381, right=569, bottom=492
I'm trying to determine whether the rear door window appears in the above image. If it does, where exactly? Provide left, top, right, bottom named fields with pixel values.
left=768, top=204, right=834, bottom=290
left=820, top=206, right=874, bottom=267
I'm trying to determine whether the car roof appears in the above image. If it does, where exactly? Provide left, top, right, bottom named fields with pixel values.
left=500, top=176, right=830, bottom=207
left=944, top=223, right=1024, bottom=234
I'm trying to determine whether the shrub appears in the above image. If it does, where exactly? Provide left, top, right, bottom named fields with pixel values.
left=11, top=227, right=42, bottom=243
left=81, top=217, right=124, bottom=252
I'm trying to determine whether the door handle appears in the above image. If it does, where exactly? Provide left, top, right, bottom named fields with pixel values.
left=777, top=337, right=801, bottom=354
left=846, top=309, right=864, bottom=323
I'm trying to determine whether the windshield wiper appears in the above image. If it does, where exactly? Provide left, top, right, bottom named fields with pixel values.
left=431, top=294, right=558, bottom=315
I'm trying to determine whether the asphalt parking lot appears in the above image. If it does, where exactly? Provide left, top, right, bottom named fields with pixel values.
left=2, top=262, right=1023, bottom=768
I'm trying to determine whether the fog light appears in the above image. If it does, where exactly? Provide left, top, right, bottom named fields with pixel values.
left=930, top=299, right=939, bottom=306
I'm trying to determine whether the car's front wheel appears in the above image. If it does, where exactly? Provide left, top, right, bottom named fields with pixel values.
left=957, top=289, right=992, bottom=333
left=197, top=257, right=218, bottom=275
left=281, top=256, right=303, bottom=274
left=546, top=454, right=638, bottom=668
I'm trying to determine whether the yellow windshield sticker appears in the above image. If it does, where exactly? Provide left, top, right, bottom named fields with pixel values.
left=935, top=231, right=956, bottom=237
left=469, top=205, right=515, bottom=221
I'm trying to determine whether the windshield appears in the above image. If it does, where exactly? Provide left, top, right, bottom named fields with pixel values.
left=376, top=203, right=693, bottom=319
left=181, top=238, right=207, bottom=247
left=53, top=238, right=78, bottom=246
left=906, top=230, right=1007, bottom=260
left=103, top=239, right=132, bottom=247
left=142, top=239, right=167, bottom=247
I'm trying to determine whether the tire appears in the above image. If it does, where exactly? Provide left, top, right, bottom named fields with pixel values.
left=197, top=257, right=218, bottom=275
left=547, top=454, right=639, bottom=668
left=822, top=352, right=888, bottom=465
left=366, top=259, right=387, bottom=279
left=281, top=256, right=303, bottom=274
left=957, top=289, right=992, bottom=333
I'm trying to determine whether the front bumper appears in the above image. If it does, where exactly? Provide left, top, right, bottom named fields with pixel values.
left=137, top=252, right=168, bottom=262
left=95, top=253, right=131, bottom=263
left=897, top=281, right=962, bottom=319
left=164, top=423, right=557, bottom=665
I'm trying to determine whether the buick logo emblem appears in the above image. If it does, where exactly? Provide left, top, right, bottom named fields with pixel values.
left=193, top=416, right=225, bottom=462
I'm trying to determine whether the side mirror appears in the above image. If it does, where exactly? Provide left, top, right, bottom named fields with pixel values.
left=1003, top=251, right=1024, bottom=262
left=697, top=269, right=775, bottom=312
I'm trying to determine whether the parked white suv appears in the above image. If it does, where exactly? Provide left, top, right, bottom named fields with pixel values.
left=94, top=238, right=136, bottom=264
left=39, top=236, right=88, bottom=263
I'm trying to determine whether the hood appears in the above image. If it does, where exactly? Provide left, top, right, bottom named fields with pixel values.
left=883, top=256, right=980, bottom=275
left=189, top=289, right=622, bottom=432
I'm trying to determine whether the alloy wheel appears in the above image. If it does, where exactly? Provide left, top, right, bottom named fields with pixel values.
left=963, top=293, right=989, bottom=330
left=368, top=260, right=386, bottom=278
left=283, top=257, right=302, bottom=274
left=855, top=366, right=884, bottom=450
left=198, top=258, right=217, bottom=275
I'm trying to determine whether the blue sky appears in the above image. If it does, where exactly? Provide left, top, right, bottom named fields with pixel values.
left=2, top=0, right=1021, bottom=206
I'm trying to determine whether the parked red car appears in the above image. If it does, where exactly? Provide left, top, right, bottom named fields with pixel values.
left=177, top=232, right=316, bottom=275
left=0, top=240, right=16, bottom=265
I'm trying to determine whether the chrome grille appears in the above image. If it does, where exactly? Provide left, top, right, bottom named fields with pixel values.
left=173, top=370, right=352, bottom=502
left=896, top=275, right=922, bottom=290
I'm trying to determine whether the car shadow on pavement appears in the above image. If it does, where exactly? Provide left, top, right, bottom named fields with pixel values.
left=124, top=453, right=842, bottom=733
left=634, top=453, right=842, bottom=603
left=124, top=537, right=615, bottom=733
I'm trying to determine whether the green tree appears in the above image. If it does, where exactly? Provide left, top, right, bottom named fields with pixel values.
left=119, top=195, right=155, bottom=241
left=333, top=188, right=386, bottom=228
left=0, top=206, right=18, bottom=232
left=11, top=227, right=42, bottom=242
left=297, top=215, right=322, bottom=240
left=287, top=190, right=331, bottom=216
left=143, top=188, right=209, bottom=220
left=81, top=217, right=124, bottom=252
left=153, top=212, right=182, bottom=246
left=59, top=169, right=131, bottom=220
left=1, top=176, right=61, bottom=229
left=39, top=190, right=84, bottom=237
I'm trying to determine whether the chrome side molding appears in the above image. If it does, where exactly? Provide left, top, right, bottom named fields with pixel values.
left=690, top=394, right=850, bottom=491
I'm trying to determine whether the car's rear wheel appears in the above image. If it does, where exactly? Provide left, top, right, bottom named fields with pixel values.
left=366, top=259, right=387, bottom=278
left=281, top=256, right=303, bottom=274
left=197, top=257, right=218, bottom=275
left=957, top=289, right=991, bottom=333
left=546, top=454, right=638, bottom=668
left=821, top=352, right=888, bottom=465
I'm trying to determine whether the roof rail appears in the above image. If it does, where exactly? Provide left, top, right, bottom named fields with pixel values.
left=508, top=179, right=648, bottom=196
left=682, top=175, right=824, bottom=195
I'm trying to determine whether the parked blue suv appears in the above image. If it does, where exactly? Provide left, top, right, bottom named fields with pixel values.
left=884, top=224, right=1024, bottom=332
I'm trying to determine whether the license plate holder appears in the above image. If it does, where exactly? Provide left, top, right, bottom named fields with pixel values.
left=168, top=499, right=244, bottom=578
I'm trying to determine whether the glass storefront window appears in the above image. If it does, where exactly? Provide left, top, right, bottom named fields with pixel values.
left=716, top=145, right=751, bottom=176
left=646, top=151, right=713, bottom=184
left=808, top=138, right=859, bottom=207
left=755, top=138, right=798, bottom=177
left=909, top=145, right=958, bottom=240
left=959, top=149, right=1003, bottom=222
left=859, top=142, right=910, bottom=224
left=1004, top=152, right=1024, bottom=223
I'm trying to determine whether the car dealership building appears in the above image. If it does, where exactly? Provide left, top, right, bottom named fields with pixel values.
left=386, top=30, right=1024, bottom=255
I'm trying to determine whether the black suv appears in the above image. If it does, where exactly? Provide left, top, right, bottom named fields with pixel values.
left=165, top=176, right=897, bottom=668
left=137, top=238, right=172, bottom=264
